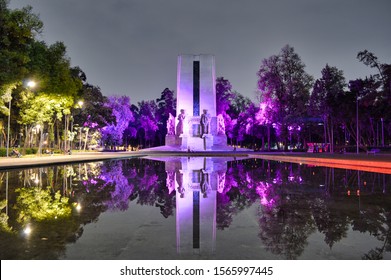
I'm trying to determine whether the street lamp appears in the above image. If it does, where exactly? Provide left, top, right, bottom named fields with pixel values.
left=6, top=80, right=36, bottom=157
left=77, top=101, right=83, bottom=150
left=26, top=80, right=36, bottom=88
left=381, top=118, right=384, bottom=147
left=356, top=92, right=359, bottom=154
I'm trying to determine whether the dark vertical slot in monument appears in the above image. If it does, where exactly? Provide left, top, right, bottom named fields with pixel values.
left=193, top=191, right=200, bottom=249
left=193, top=61, right=200, bottom=116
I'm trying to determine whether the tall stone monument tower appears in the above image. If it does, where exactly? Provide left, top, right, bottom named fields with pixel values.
left=166, top=54, right=227, bottom=151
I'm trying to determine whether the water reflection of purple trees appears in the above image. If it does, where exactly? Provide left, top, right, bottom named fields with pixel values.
left=82, top=159, right=176, bottom=217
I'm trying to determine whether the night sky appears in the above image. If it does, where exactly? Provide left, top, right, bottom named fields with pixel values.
left=9, top=0, right=391, bottom=104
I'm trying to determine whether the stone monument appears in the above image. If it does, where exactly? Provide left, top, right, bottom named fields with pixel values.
left=165, top=54, right=228, bottom=151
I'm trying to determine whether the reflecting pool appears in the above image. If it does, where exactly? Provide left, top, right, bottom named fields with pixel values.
left=0, top=156, right=390, bottom=260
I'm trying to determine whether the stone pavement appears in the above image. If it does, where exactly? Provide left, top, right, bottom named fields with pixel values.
left=251, top=152, right=391, bottom=174
left=0, top=152, right=142, bottom=170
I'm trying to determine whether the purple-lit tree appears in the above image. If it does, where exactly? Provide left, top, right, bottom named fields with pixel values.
left=137, top=100, right=159, bottom=147
left=227, top=91, right=254, bottom=146
left=101, top=96, right=134, bottom=147
left=257, top=45, right=313, bottom=150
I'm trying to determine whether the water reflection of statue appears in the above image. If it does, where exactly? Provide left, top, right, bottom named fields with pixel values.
left=200, top=109, right=210, bottom=137
left=176, top=171, right=185, bottom=198
left=200, top=169, right=210, bottom=198
left=217, top=170, right=226, bottom=193
left=167, top=113, right=175, bottom=135
left=176, top=109, right=186, bottom=135
left=217, top=114, right=225, bottom=135
left=166, top=170, right=175, bottom=193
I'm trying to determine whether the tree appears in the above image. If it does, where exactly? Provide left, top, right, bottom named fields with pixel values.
left=0, top=1, right=43, bottom=145
left=309, top=64, right=346, bottom=152
left=357, top=50, right=390, bottom=96
left=17, top=40, right=83, bottom=152
left=227, top=91, right=253, bottom=120
left=257, top=45, right=313, bottom=150
left=216, top=77, right=233, bottom=115
left=155, top=88, right=175, bottom=145
left=348, top=77, right=382, bottom=148
left=137, top=100, right=159, bottom=147
left=357, top=50, right=391, bottom=145
left=101, top=96, right=134, bottom=147
left=0, top=1, right=43, bottom=88
left=225, top=91, right=254, bottom=145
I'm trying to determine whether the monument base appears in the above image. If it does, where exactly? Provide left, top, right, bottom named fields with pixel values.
left=180, top=135, right=213, bottom=151
left=165, top=135, right=181, bottom=146
left=164, top=133, right=235, bottom=151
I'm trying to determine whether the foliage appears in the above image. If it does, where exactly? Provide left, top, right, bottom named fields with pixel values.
left=0, top=199, right=12, bottom=232
left=309, top=64, right=346, bottom=151
left=102, top=96, right=134, bottom=146
left=137, top=100, right=159, bottom=144
left=155, top=88, right=176, bottom=143
left=257, top=45, right=313, bottom=147
left=0, top=1, right=43, bottom=87
left=216, top=77, right=233, bottom=115
left=14, top=187, right=71, bottom=223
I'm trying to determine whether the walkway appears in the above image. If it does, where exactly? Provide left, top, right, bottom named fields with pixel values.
left=0, top=152, right=142, bottom=170
left=251, top=152, right=391, bottom=174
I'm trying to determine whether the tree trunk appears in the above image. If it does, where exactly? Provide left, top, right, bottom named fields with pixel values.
left=83, top=127, right=89, bottom=151
left=22, top=126, right=31, bottom=155
left=267, top=124, right=271, bottom=151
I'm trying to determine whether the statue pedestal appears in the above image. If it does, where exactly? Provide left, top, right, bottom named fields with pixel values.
left=165, top=135, right=177, bottom=146
left=179, top=134, right=214, bottom=151
left=203, top=134, right=213, bottom=150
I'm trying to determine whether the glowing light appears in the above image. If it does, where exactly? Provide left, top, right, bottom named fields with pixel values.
left=24, top=225, right=32, bottom=235
left=78, top=100, right=84, bottom=107
left=356, top=190, right=360, bottom=196
left=347, top=190, right=351, bottom=196
left=26, top=80, right=36, bottom=88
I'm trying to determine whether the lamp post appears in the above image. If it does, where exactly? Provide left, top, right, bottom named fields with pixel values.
left=6, top=95, right=12, bottom=158
left=381, top=118, right=384, bottom=147
left=6, top=80, right=36, bottom=157
left=356, top=92, right=359, bottom=154
left=77, top=101, right=83, bottom=151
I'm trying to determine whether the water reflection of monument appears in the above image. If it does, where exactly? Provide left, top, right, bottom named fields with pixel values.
left=164, top=157, right=228, bottom=256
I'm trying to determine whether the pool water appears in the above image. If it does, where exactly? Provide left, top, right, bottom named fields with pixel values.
left=0, top=157, right=390, bottom=260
